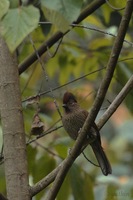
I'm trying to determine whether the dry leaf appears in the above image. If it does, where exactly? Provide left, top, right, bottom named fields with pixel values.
left=31, top=113, right=45, bottom=135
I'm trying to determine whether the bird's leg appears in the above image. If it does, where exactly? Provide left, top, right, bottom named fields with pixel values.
left=78, top=128, right=97, bottom=144
left=87, top=129, right=97, bottom=144
left=68, top=148, right=72, bottom=155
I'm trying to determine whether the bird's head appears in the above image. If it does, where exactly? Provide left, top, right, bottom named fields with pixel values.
left=62, top=92, right=79, bottom=113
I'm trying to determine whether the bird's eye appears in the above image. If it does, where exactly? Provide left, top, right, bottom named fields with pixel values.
left=70, top=102, right=74, bottom=106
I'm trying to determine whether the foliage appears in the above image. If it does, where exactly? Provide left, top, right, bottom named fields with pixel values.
left=0, top=0, right=133, bottom=199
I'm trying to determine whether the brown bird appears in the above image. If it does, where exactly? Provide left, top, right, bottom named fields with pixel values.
left=62, top=92, right=112, bottom=176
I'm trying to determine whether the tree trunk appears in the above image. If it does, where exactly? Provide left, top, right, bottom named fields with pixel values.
left=0, top=36, right=30, bottom=200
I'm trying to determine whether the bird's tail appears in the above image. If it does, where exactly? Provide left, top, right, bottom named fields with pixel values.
left=91, top=141, right=112, bottom=176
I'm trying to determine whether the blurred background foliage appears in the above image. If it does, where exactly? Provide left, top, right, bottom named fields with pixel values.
left=0, top=0, right=133, bottom=199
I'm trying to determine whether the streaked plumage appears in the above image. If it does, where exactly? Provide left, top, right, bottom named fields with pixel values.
left=62, top=92, right=112, bottom=176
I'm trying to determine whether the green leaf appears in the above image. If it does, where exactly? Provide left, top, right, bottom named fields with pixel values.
left=1, top=5, right=40, bottom=52
left=32, top=153, right=56, bottom=183
left=0, top=165, right=6, bottom=194
left=9, top=0, right=19, bottom=8
left=41, top=0, right=82, bottom=23
left=33, top=154, right=56, bottom=200
left=27, top=145, right=37, bottom=174
left=42, top=7, right=69, bottom=32
left=57, top=173, right=70, bottom=200
left=40, top=9, right=52, bottom=36
left=69, top=164, right=94, bottom=200
left=0, top=0, right=9, bottom=20
left=101, top=4, right=112, bottom=24
left=54, top=136, right=71, bottom=158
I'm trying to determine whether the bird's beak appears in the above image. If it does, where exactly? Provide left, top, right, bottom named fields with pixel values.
left=62, top=104, right=67, bottom=108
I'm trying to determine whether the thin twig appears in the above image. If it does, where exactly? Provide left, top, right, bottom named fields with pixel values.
left=27, top=125, right=63, bottom=145
left=118, top=57, right=133, bottom=62
left=34, top=141, right=63, bottom=159
left=71, top=24, right=133, bottom=47
left=97, top=75, right=133, bottom=130
left=46, top=38, right=63, bottom=58
left=22, top=67, right=105, bottom=103
left=28, top=35, right=62, bottom=118
left=82, top=151, right=100, bottom=167
left=105, top=0, right=125, bottom=11
left=18, top=0, right=106, bottom=74
left=30, top=161, right=63, bottom=197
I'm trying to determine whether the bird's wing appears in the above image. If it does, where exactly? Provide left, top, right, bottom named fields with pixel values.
left=82, top=109, right=101, bottom=144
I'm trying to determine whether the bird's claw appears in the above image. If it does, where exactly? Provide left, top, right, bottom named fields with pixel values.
left=68, top=148, right=72, bottom=155
left=78, top=128, right=82, bottom=134
left=87, top=131, right=97, bottom=144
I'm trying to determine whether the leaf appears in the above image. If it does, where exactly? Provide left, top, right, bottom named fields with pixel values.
left=42, top=7, right=69, bottom=32
left=30, top=113, right=45, bottom=135
left=40, top=9, right=52, bottom=36
left=84, top=15, right=104, bottom=28
left=69, top=164, right=94, bottom=200
left=27, top=145, right=37, bottom=174
left=54, top=136, right=71, bottom=158
left=1, top=6, right=40, bottom=52
left=0, top=0, right=9, bottom=20
left=57, top=173, right=70, bottom=200
left=89, top=37, right=112, bottom=50
left=9, top=0, right=19, bottom=8
left=101, top=4, right=112, bottom=25
left=31, top=154, right=56, bottom=200
left=41, top=0, right=82, bottom=23
left=32, top=154, right=56, bottom=183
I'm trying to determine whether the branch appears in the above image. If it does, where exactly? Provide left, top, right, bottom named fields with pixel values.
left=22, top=67, right=105, bottom=103
left=30, top=162, right=62, bottom=197
left=18, top=0, right=106, bottom=74
left=0, top=194, right=8, bottom=200
left=71, top=24, right=133, bottom=46
left=97, top=75, right=133, bottom=130
left=0, top=37, right=30, bottom=199
left=44, top=1, right=133, bottom=199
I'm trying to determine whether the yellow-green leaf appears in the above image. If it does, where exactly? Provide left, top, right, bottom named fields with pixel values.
left=1, top=6, right=40, bottom=52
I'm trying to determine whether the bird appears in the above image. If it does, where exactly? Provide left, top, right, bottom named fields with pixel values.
left=62, top=91, right=112, bottom=176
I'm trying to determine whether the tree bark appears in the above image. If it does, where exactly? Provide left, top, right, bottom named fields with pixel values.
left=0, top=36, right=30, bottom=200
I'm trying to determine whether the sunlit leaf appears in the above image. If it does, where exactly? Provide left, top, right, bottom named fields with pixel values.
left=101, top=4, right=112, bottom=25
left=42, top=7, right=69, bottom=32
left=9, top=0, right=19, bottom=8
left=1, top=6, right=40, bottom=52
left=0, top=0, right=9, bottom=20
left=41, top=0, right=82, bottom=23
left=84, top=15, right=104, bottom=28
